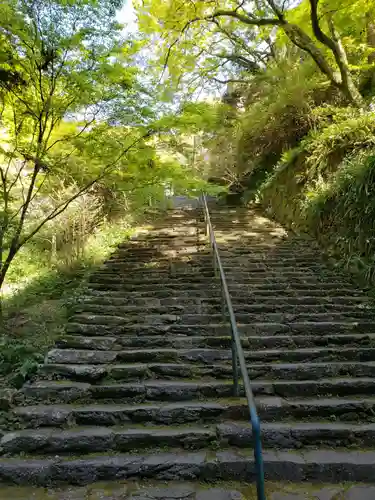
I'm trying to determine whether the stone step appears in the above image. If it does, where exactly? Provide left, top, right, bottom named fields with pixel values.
left=14, top=396, right=375, bottom=428
left=102, top=262, right=327, bottom=273
left=37, top=360, right=375, bottom=383
left=107, top=253, right=325, bottom=263
left=210, top=303, right=373, bottom=315
left=0, top=448, right=374, bottom=485
left=126, top=234, right=202, bottom=241
left=56, top=333, right=375, bottom=351
left=3, top=421, right=375, bottom=456
left=88, top=275, right=352, bottom=290
left=87, top=281, right=361, bottom=292
left=83, top=287, right=365, bottom=298
left=73, top=302, right=373, bottom=316
left=88, top=273, right=349, bottom=284
left=221, top=421, right=375, bottom=449
left=13, top=400, right=249, bottom=427
left=93, top=268, right=220, bottom=276
left=73, top=304, right=188, bottom=316
left=65, top=321, right=375, bottom=337
left=44, top=347, right=375, bottom=366
left=215, top=248, right=330, bottom=259
left=118, top=241, right=206, bottom=249
left=107, top=254, right=325, bottom=266
left=108, top=247, right=205, bottom=258
left=69, top=312, right=375, bottom=327
left=0, top=425, right=217, bottom=455
left=0, top=480, right=260, bottom=499
left=69, top=313, right=184, bottom=326
left=88, top=275, right=220, bottom=285
left=21, top=377, right=375, bottom=404
left=76, top=294, right=371, bottom=308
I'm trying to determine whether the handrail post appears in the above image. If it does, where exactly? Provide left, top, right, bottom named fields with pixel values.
left=251, top=410, right=266, bottom=500
left=231, top=331, right=240, bottom=397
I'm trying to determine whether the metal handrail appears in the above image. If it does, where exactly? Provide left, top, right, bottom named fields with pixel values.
left=201, top=194, right=266, bottom=500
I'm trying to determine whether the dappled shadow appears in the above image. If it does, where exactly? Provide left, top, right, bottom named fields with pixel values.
left=88, top=203, right=375, bottom=321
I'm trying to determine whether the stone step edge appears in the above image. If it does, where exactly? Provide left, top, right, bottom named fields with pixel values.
left=45, top=346, right=375, bottom=360
left=55, top=333, right=375, bottom=348
left=3, top=421, right=375, bottom=455
left=22, top=376, right=375, bottom=392
left=14, top=395, right=375, bottom=421
left=20, top=376, right=375, bottom=404
left=37, top=360, right=375, bottom=374
left=0, top=448, right=374, bottom=485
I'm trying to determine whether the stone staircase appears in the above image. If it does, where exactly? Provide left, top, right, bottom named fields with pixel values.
left=2, top=206, right=375, bottom=492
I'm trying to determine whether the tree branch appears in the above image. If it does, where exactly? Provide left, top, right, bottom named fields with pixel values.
left=209, top=10, right=280, bottom=26
left=213, top=77, right=252, bottom=84
left=309, top=0, right=336, bottom=52
left=17, top=131, right=153, bottom=249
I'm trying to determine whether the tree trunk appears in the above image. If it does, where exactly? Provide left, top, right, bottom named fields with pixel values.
left=367, top=12, right=375, bottom=90
left=327, top=17, right=365, bottom=108
left=0, top=267, right=8, bottom=322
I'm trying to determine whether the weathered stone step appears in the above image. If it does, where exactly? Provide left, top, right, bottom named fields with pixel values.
left=118, top=240, right=206, bottom=249
left=65, top=321, right=375, bottom=337
left=208, top=303, right=373, bottom=315
left=45, top=347, right=375, bottom=366
left=211, top=226, right=286, bottom=233
left=212, top=295, right=370, bottom=305
left=14, top=400, right=249, bottom=427
left=3, top=421, right=375, bottom=456
left=102, top=263, right=327, bottom=274
left=73, top=302, right=373, bottom=316
left=107, top=255, right=325, bottom=267
left=91, top=270, right=218, bottom=279
left=69, top=313, right=183, bottom=326
left=123, top=234, right=201, bottom=242
left=217, top=249, right=331, bottom=260
left=38, top=360, right=375, bottom=383
left=56, top=333, right=375, bottom=352
left=83, top=287, right=366, bottom=299
left=21, top=380, right=236, bottom=403
left=0, top=480, right=255, bottom=499
left=14, top=396, right=375, bottom=428
left=21, top=377, right=375, bottom=404
left=211, top=240, right=313, bottom=248
left=69, top=312, right=375, bottom=327
left=88, top=273, right=348, bottom=284
left=88, top=275, right=220, bottom=286
left=201, top=252, right=328, bottom=261
left=1, top=448, right=375, bottom=485
left=76, top=295, right=371, bottom=309
left=107, top=253, right=324, bottom=263
left=73, top=304, right=187, bottom=316
left=218, top=421, right=375, bottom=449
left=108, top=247, right=203, bottom=258
left=88, top=275, right=353, bottom=291
left=0, top=425, right=217, bottom=455
left=87, top=281, right=360, bottom=292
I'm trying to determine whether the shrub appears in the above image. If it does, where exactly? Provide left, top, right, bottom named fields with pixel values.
left=258, top=108, right=375, bottom=284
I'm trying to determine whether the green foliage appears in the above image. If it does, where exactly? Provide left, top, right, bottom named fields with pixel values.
left=0, top=210, right=140, bottom=387
left=239, top=60, right=316, bottom=168
left=258, top=108, right=375, bottom=284
left=303, top=111, right=375, bottom=174
left=305, top=151, right=375, bottom=280
left=0, top=337, right=42, bottom=388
